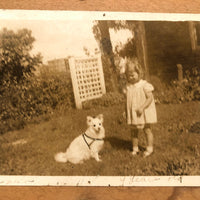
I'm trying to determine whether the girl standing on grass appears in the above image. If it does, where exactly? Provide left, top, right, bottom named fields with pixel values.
left=122, top=57, right=157, bottom=157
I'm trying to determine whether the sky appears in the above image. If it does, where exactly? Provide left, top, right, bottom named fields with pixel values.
left=0, top=19, right=133, bottom=64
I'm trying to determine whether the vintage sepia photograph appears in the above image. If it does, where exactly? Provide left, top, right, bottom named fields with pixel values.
left=0, top=10, right=199, bottom=186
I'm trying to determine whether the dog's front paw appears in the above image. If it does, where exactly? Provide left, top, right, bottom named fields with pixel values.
left=96, top=158, right=102, bottom=162
left=95, top=155, right=102, bottom=162
left=92, top=152, right=102, bottom=162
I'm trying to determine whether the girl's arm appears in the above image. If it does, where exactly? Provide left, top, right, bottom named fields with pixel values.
left=136, top=91, right=153, bottom=116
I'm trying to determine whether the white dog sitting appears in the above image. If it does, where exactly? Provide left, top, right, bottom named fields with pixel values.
left=54, top=114, right=105, bottom=164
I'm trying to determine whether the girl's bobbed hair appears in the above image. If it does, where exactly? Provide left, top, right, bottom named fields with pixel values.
left=125, top=57, right=144, bottom=79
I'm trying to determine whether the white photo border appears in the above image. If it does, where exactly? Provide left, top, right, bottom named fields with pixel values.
left=0, top=176, right=199, bottom=186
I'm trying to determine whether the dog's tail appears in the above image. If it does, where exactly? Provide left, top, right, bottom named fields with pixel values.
left=54, top=152, right=68, bottom=163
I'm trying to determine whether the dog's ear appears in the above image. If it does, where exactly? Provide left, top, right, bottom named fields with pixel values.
left=87, top=116, right=93, bottom=125
left=97, top=114, right=103, bottom=122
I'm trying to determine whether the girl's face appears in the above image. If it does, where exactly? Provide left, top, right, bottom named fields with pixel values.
left=127, top=70, right=139, bottom=84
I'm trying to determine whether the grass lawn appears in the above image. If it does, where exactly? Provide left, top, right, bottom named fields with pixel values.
left=0, top=101, right=200, bottom=176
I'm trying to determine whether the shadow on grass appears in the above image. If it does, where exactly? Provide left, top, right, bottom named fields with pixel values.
left=105, top=136, right=146, bottom=152
left=105, top=136, right=132, bottom=151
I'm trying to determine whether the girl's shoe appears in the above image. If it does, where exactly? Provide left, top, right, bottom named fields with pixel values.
left=143, top=146, right=153, bottom=157
left=143, top=151, right=153, bottom=157
left=131, top=146, right=139, bottom=156
left=131, top=150, right=139, bottom=156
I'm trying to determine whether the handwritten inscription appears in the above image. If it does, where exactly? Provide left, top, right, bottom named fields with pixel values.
left=0, top=175, right=192, bottom=186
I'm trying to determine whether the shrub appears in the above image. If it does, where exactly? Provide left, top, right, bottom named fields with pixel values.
left=151, top=67, right=200, bottom=104
left=0, top=72, right=74, bottom=134
left=183, top=67, right=200, bottom=101
left=82, top=92, right=125, bottom=109
left=38, top=71, right=75, bottom=110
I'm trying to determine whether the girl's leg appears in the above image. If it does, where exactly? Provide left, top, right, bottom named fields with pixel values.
left=131, top=127, right=139, bottom=155
left=143, top=124, right=154, bottom=157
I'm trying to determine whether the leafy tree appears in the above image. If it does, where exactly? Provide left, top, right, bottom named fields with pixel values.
left=0, top=28, right=43, bottom=133
left=115, top=37, right=137, bottom=58
left=92, top=20, right=149, bottom=92
left=83, top=46, right=90, bottom=57
left=93, top=21, right=119, bottom=92
left=0, top=28, right=42, bottom=85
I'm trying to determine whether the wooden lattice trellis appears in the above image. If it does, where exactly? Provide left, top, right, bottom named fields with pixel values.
left=69, top=56, right=106, bottom=109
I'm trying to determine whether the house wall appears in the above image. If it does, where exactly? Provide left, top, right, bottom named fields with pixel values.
left=48, top=58, right=69, bottom=72
left=144, top=21, right=200, bottom=82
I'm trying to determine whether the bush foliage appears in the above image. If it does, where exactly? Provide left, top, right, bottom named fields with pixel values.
left=1, top=65, right=199, bottom=134
left=0, top=72, right=74, bottom=134
left=0, top=28, right=42, bottom=83
left=82, top=92, right=125, bottom=109
left=83, top=66, right=199, bottom=109
left=151, top=67, right=200, bottom=104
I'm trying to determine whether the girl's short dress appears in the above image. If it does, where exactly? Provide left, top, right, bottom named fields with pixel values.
left=125, top=79, right=157, bottom=126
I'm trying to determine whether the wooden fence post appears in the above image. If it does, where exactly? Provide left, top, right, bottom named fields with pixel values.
left=177, top=64, right=183, bottom=82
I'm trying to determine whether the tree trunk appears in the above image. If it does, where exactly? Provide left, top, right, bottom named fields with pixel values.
left=127, top=21, right=149, bottom=80
left=97, top=21, right=119, bottom=92
left=134, top=21, right=149, bottom=80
